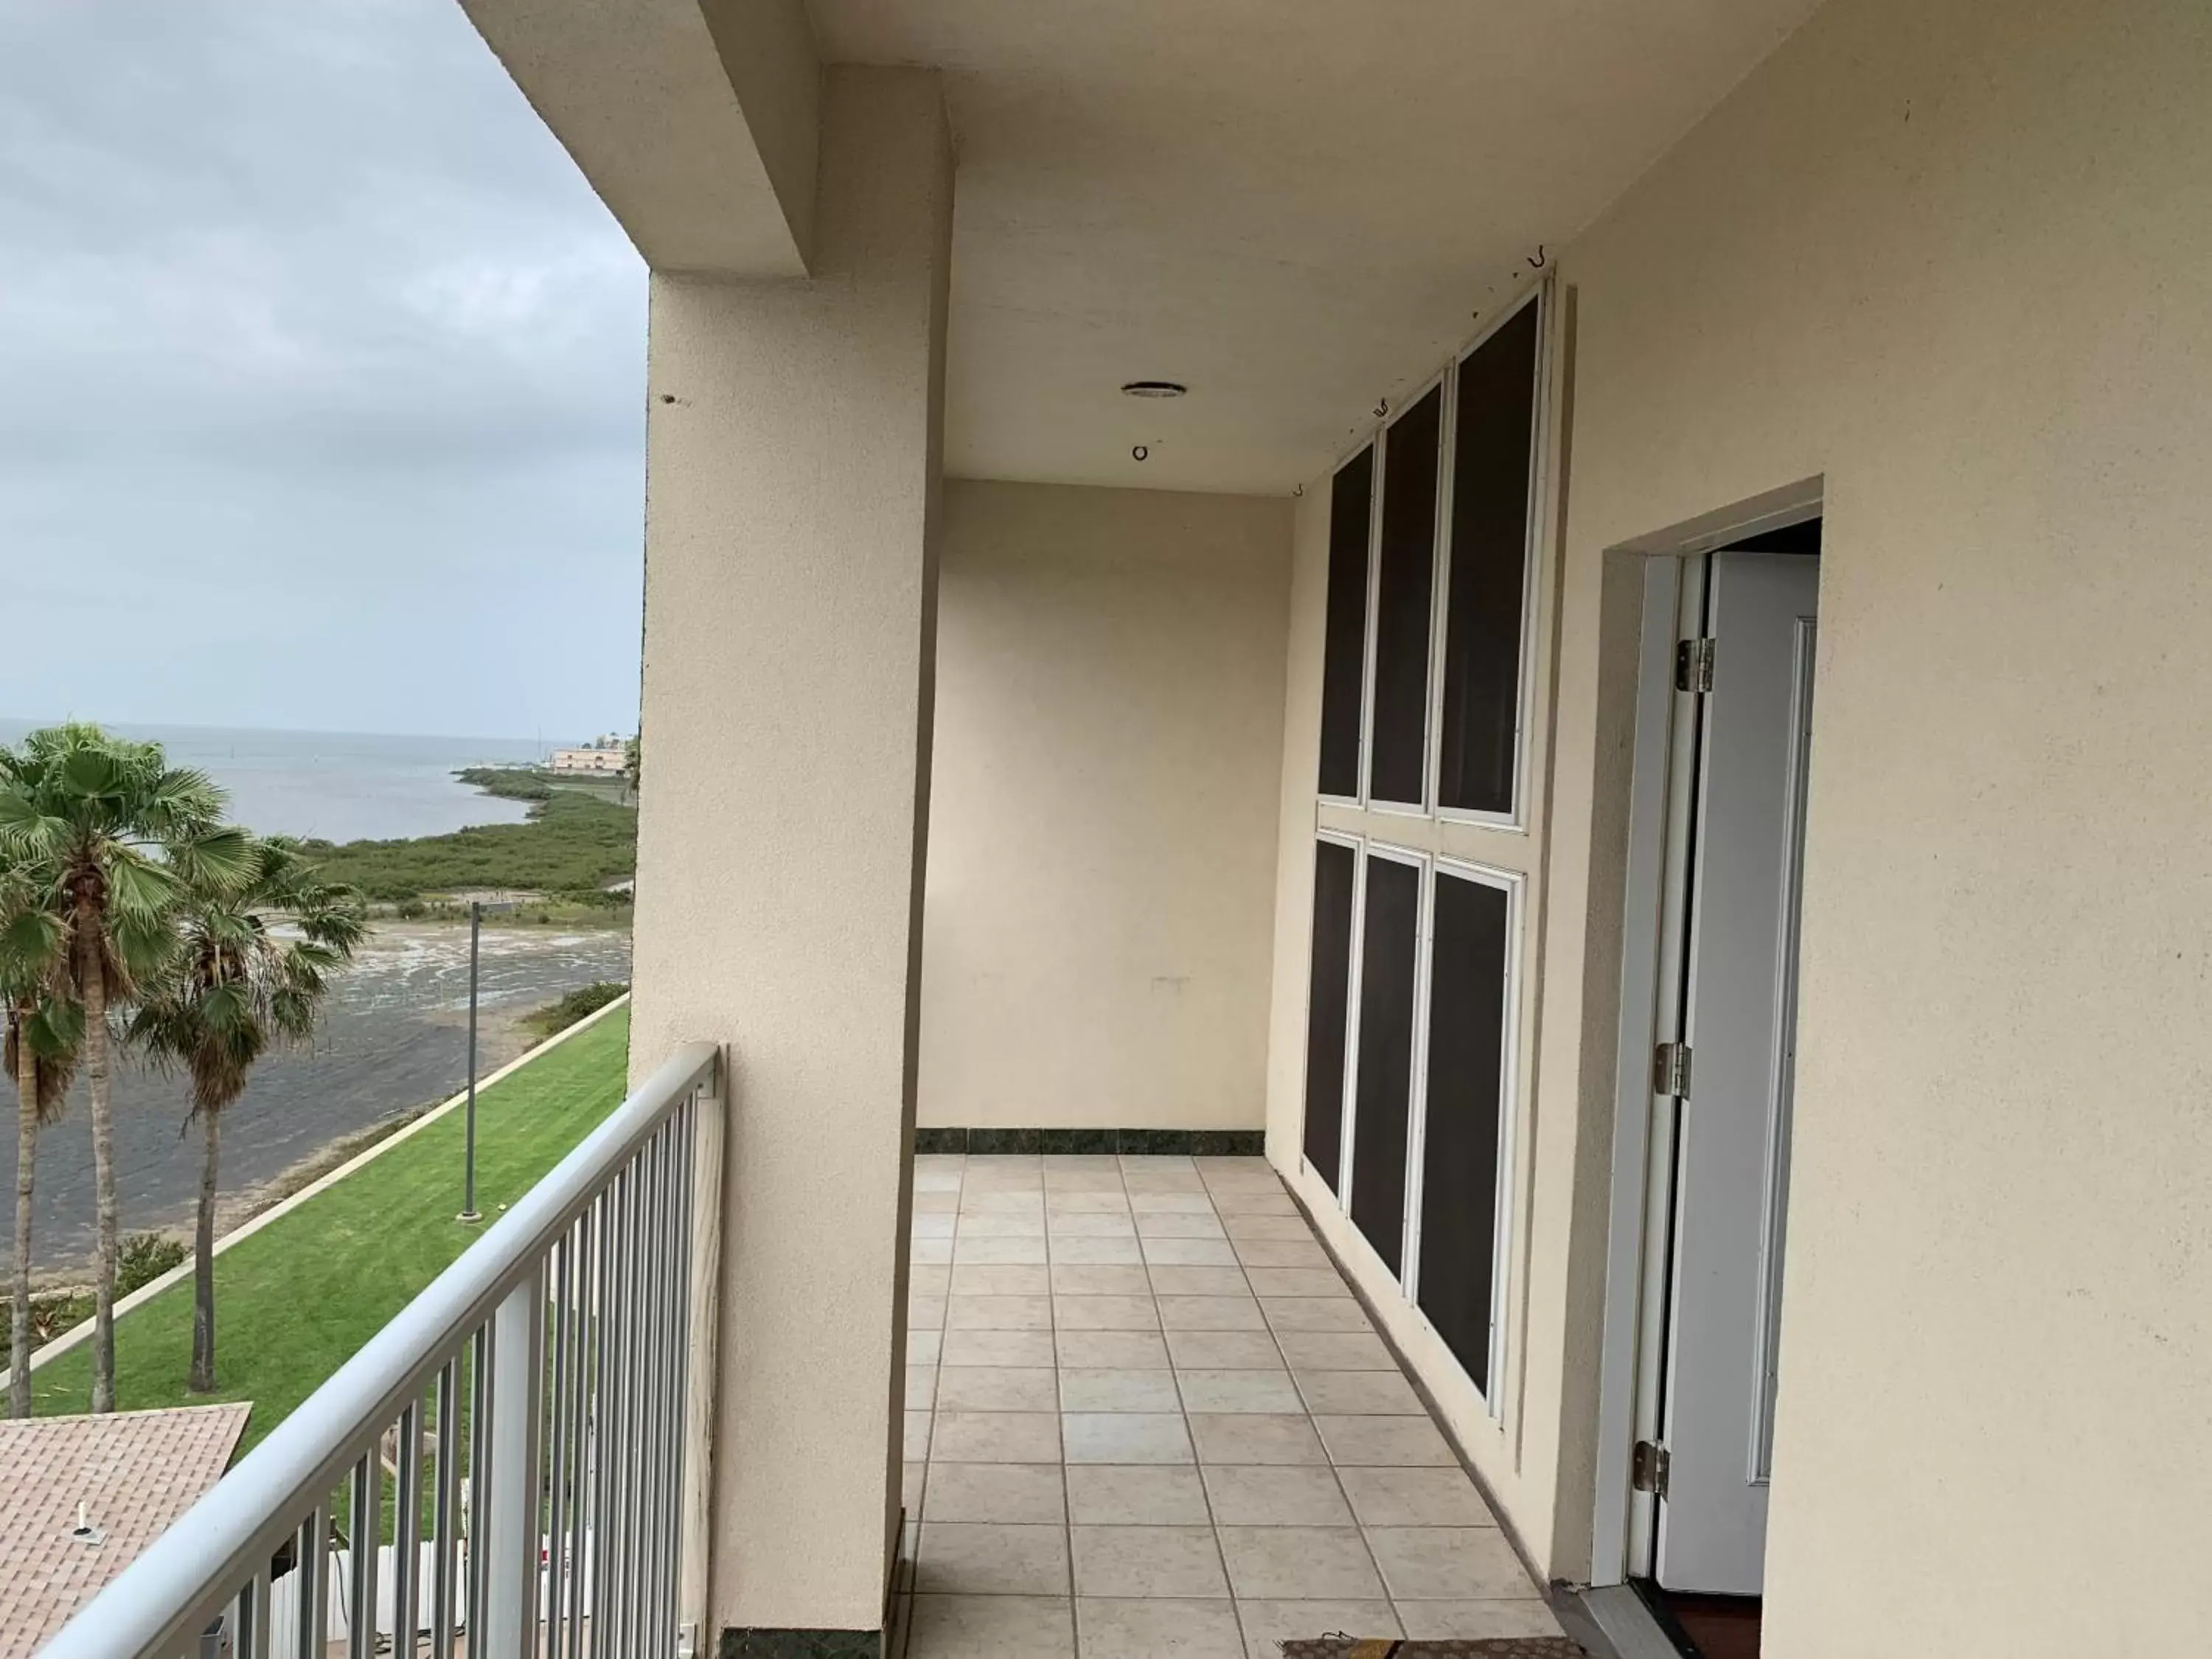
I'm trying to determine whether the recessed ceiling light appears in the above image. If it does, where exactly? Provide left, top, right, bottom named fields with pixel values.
left=1120, top=380, right=1187, bottom=398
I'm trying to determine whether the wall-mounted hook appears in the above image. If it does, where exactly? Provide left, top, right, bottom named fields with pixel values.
left=1526, top=244, right=1548, bottom=271
left=1293, top=481, right=1305, bottom=498
left=1373, top=397, right=1390, bottom=420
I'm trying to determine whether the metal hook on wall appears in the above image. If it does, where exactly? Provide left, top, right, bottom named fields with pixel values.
left=1526, top=243, right=1548, bottom=271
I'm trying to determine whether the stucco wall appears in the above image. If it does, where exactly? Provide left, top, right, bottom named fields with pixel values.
left=919, top=479, right=1293, bottom=1131
left=1264, top=0, right=2212, bottom=1649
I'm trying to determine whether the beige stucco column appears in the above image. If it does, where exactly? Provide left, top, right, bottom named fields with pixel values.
left=627, top=66, right=950, bottom=1642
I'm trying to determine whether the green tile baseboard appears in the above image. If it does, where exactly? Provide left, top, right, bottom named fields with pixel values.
left=717, top=1629, right=882, bottom=1659
left=914, top=1127, right=1265, bottom=1156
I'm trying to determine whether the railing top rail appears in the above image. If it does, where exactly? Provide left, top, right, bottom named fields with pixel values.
left=38, top=1040, right=720, bottom=1659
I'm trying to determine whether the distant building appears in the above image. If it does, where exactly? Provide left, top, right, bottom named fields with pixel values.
left=549, top=742, right=628, bottom=774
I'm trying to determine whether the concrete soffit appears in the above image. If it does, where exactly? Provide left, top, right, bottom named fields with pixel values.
left=459, top=0, right=825, bottom=277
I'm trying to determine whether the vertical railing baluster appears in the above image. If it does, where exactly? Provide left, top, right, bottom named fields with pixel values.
left=347, top=1452, right=380, bottom=1659
left=634, top=1130, right=661, bottom=1652
left=680, top=1067, right=726, bottom=1655
left=604, top=1166, right=633, bottom=1659
left=483, top=1260, right=546, bottom=1655
left=431, top=1357, right=460, bottom=1659
left=467, top=1321, right=495, bottom=1659
left=302, top=1505, right=331, bottom=1659
left=589, top=1183, right=616, bottom=1659
left=395, top=1397, right=422, bottom=1654
left=664, top=1093, right=698, bottom=1645
left=656, top=1113, right=684, bottom=1644
left=242, top=1564, right=271, bottom=1659
left=567, top=1203, right=596, bottom=1659
left=546, top=1222, right=574, bottom=1659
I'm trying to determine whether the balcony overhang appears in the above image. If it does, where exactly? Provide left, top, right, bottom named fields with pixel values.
left=459, top=0, right=821, bottom=277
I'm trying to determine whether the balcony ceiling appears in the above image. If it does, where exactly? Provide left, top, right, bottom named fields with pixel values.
left=810, top=0, right=1820, bottom=495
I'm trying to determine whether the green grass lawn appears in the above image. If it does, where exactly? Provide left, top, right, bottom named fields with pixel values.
left=32, top=1009, right=632, bottom=1455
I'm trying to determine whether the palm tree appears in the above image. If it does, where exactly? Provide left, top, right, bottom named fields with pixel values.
left=1, top=863, right=80, bottom=1418
left=0, top=725, right=248, bottom=1411
left=131, top=836, right=366, bottom=1392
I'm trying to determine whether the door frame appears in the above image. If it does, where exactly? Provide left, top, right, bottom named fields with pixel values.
left=1587, top=484, right=1824, bottom=1589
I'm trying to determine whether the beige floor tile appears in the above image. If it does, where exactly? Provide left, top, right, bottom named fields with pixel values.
left=1261, top=1298, right=1375, bottom=1334
left=1143, top=1237, right=1239, bottom=1267
left=1128, top=1191, right=1216, bottom=1213
left=1062, top=1411, right=1195, bottom=1464
left=1135, top=1209, right=1228, bottom=1239
left=1065, top=1463, right=1211, bottom=1526
left=1187, top=1413, right=1326, bottom=1466
left=1048, top=1234, right=1146, bottom=1265
left=1150, top=1265, right=1253, bottom=1297
left=1234, top=1600, right=1399, bottom=1659
left=908, top=1593, right=1074, bottom=1658
left=1176, top=1368, right=1304, bottom=1414
left=1313, top=1415, right=1457, bottom=1467
left=1123, top=1172, right=1206, bottom=1194
left=904, top=1459, right=925, bottom=1510
left=1273, top=1329, right=1397, bottom=1369
left=1157, top=1295, right=1267, bottom=1331
left=905, top=1410, right=932, bottom=1460
left=1077, top=1596, right=1244, bottom=1658
left=948, top=1294, right=1055, bottom=1330
left=963, top=1190, right=1046, bottom=1214
left=1166, top=1329, right=1284, bottom=1368
left=1216, top=1526, right=1384, bottom=1599
left=1051, top=1212, right=1141, bottom=1238
left=1051, top=1263, right=1152, bottom=1296
left=1047, top=1190, right=1133, bottom=1213
left=959, top=1210, right=1048, bottom=1237
left=967, top=1153, right=1043, bottom=1172
left=1364, top=1527, right=1533, bottom=1599
left=1060, top=1368, right=1183, bottom=1413
left=932, top=1410, right=1062, bottom=1463
left=911, top=1235, right=954, bottom=1265
left=1058, top=1328, right=1172, bottom=1369
left=909, top=1264, right=952, bottom=1298
left=912, top=1210, right=959, bottom=1237
left=1232, top=1239, right=1333, bottom=1271
left=923, top=1461, right=1067, bottom=1524
left=937, top=1366, right=1060, bottom=1412
left=908, top=1328, right=943, bottom=1366
left=1208, top=1189, right=1296, bottom=1215
left=1120, top=1153, right=1197, bottom=1171
left=1200, top=1464, right=1354, bottom=1526
left=1055, top=1294, right=1161, bottom=1330
left=908, top=1294, right=947, bottom=1332
left=912, top=1189, right=960, bottom=1214
left=1295, top=1370, right=1425, bottom=1415
left=954, top=1234, right=1051, bottom=1265
left=1244, top=1268, right=1347, bottom=1298
left=1043, top=1161, right=1125, bottom=1186
left=942, top=1326, right=1055, bottom=1367
left=914, top=1162, right=965, bottom=1190
left=907, top=1366, right=937, bottom=1409
left=1223, top=1213, right=1316, bottom=1242
left=1335, top=1466, right=1498, bottom=1528
left=1393, top=1598, right=1563, bottom=1638
left=1071, top=1526, right=1228, bottom=1597
left=953, top=1262, right=1053, bottom=1296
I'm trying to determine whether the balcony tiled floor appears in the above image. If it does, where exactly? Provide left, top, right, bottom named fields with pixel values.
left=892, top=1153, right=1565, bottom=1658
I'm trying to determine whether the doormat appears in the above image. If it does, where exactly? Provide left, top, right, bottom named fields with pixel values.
left=1278, top=1641, right=1586, bottom=1658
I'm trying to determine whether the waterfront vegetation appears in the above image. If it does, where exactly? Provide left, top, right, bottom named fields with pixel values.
left=523, top=979, right=629, bottom=1037
left=29, top=1006, right=631, bottom=1451
left=301, top=789, right=637, bottom=908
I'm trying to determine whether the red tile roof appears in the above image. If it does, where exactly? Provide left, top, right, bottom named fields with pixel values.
left=0, top=1402, right=250, bottom=1657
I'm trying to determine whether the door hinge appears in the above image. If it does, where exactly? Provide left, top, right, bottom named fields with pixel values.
left=678, top=1624, right=700, bottom=1659
left=1675, top=637, right=1715, bottom=693
left=1632, top=1439, right=1672, bottom=1498
left=1652, top=1041, right=1692, bottom=1098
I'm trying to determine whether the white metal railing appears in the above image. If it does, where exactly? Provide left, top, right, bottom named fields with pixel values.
left=41, top=1042, right=724, bottom=1659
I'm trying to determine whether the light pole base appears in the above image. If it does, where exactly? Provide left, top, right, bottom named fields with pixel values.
left=457, top=1209, right=483, bottom=1224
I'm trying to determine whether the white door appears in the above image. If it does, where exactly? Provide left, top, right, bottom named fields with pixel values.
left=1655, top=549, right=1818, bottom=1596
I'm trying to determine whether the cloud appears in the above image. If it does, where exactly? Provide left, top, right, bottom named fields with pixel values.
left=0, top=0, right=647, bottom=740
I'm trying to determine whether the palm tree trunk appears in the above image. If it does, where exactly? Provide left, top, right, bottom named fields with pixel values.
left=10, top=1026, right=37, bottom=1419
left=80, top=926, right=116, bottom=1415
left=189, top=1108, right=220, bottom=1393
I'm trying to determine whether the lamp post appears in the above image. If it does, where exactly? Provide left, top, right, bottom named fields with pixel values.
left=458, top=897, right=516, bottom=1222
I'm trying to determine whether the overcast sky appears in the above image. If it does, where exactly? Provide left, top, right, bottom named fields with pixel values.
left=0, top=0, right=647, bottom=742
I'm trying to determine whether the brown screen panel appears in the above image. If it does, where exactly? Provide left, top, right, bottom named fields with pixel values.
left=1349, top=854, right=1421, bottom=1275
left=1437, top=301, right=1540, bottom=816
left=1368, top=388, right=1441, bottom=805
left=1318, top=447, right=1374, bottom=797
left=1301, top=840, right=1357, bottom=1191
left=1414, top=869, right=1511, bottom=1392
